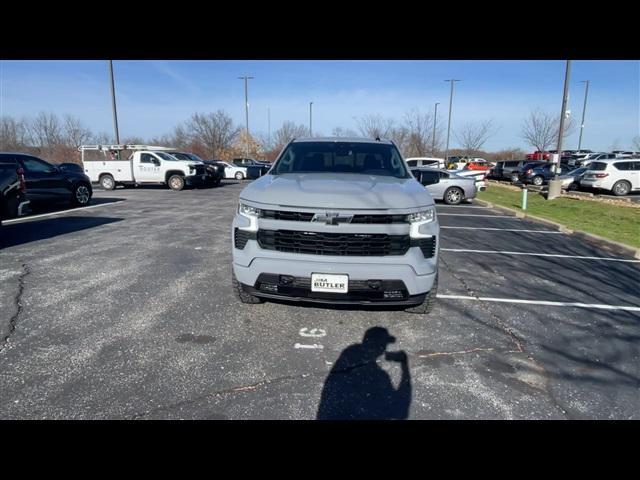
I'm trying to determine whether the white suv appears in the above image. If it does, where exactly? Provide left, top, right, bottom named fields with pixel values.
left=580, top=159, right=640, bottom=196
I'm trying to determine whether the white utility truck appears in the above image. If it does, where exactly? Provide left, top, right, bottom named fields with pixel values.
left=80, top=144, right=209, bottom=191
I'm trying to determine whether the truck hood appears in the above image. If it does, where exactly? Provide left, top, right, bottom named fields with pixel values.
left=239, top=173, right=434, bottom=210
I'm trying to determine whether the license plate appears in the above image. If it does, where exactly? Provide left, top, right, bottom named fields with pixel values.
left=311, top=273, right=348, bottom=293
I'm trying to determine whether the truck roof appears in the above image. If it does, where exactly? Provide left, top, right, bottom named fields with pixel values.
left=291, top=137, right=394, bottom=145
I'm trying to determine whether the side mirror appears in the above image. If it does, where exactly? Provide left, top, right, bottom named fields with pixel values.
left=153, top=159, right=161, bottom=166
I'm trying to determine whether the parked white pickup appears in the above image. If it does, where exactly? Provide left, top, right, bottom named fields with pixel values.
left=80, top=145, right=209, bottom=191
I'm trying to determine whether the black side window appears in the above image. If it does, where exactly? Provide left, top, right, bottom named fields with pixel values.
left=140, top=153, right=155, bottom=163
left=614, top=162, right=630, bottom=171
left=439, top=172, right=449, bottom=179
left=20, top=156, right=55, bottom=173
left=420, top=171, right=440, bottom=186
left=407, top=160, right=417, bottom=167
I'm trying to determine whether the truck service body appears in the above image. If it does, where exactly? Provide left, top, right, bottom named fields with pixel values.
left=80, top=145, right=209, bottom=191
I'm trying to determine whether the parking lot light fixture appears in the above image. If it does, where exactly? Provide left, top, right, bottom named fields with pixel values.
left=432, top=102, right=439, bottom=156
left=444, top=80, right=461, bottom=165
left=577, top=80, right=590, bottom=152
left=108, top=60, right=120, bottom=145
left=239, top=76, right=254, bottom=157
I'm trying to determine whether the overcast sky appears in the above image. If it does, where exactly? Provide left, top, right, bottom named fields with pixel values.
left=1, top=60, right=638, bottom=151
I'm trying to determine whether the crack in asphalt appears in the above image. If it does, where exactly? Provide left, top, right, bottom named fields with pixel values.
left=439, top=255, right=572, bottom=419
left=128, top=357, right=391, bottom=420
left=0, top=263, right=30, bottom=354
left=417, top=347, right=496, bottom=358
left=440, top=255, right=524, bottom=353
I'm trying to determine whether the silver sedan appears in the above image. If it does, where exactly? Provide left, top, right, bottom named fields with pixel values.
left=411, top=168, right=477, bottom=205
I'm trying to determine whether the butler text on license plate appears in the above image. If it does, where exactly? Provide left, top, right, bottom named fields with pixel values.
left=311, top=273, right=349, bottom=293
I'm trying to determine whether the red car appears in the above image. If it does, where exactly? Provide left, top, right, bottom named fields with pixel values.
left=525, top=151, right=551, bottom=161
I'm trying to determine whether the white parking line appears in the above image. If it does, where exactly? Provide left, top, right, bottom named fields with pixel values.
left=440, top=248, right=640, bottom=263
left=436, top=205, right=491, bottom=209
left=437, top=295, right=640, bottom=312
left=441, top=226, right=562, bottom=234
left=437, top=213, right=517, bottom=218
left=2, top=201, right=126, bottom=224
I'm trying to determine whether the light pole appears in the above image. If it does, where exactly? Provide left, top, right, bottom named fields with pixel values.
left=548, top=60, right=572, bottom=200
left=577, top=80, right=590, bottom=152
left=267, top=107, right=271, bottom=150
left=309, top=102, right=313, bottom=137
left=108, top=60, right=120, bottom=145
left=238, top=75, right=254, bottom=157
left=432, top=102, right=439, bottom=156
left=443, top=79, right=461, bottom=165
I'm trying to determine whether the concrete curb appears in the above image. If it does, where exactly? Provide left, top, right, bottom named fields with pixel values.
left=473, top=199, right=640, bottom=259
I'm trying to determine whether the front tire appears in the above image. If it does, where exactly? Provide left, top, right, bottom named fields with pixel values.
left=235, top=171, right=244, bottom=180
left=612, top=180, right=631, bottom=196
left=405, top=274, right=438, bottom=314
left=532, top=175, right=544, bottom=186
left=232, top=272, right=263, bottom=304
left=168, top=174, right=185, bottom=191
left=443, top=187, right=463, bottom=205
left=71, top=183, right=92, bottom=207
left=100, top=174, right=116, bottom=190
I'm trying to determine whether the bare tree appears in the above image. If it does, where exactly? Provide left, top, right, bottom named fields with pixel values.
left=92, top=131, right=112, bottom=145
left=401, top=109, right=443, bottom=157
left=0, top=116, right=29, bottom=150
left=521, top=108, right=575, bottom=152
left=632, top=136, right=640, bottom=151
left=63, top=115, right=93, bottom=149
left=26, top=112, right=63, bottom=149
left=455, top=120, right=497, bottom=157
left=185, top=110, right=240, bottom=158
left=331, top=126, right=359, bottom=137
left=273, top=121, right=308, bottom=149
left=355, top=114, right=396, bottom=139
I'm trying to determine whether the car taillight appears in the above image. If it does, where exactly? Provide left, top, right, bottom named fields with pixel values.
left=594, top=173, right=609, bottom=178
left=17, top=167, right=26, bottom=193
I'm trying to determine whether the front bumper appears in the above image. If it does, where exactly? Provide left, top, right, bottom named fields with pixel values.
left=231, top=212, right=439, bottom=301
left=185, top=174, right=209, bottom=186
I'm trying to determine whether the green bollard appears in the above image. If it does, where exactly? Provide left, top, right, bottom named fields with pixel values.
left=522, top=187, right=528, bottom=210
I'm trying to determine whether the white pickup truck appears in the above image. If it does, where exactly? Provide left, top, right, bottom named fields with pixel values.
left=80, top=145, right=209, bottom=191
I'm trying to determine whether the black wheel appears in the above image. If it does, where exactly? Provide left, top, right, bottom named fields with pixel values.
left=567, top=182, right=578, bottom=191
left=443, top=187, right=463, bottom=205
left=235, top=171, right=244, bottom=180
left=612, top=180, right=631, bottom=196
left=168, top=174, right=185, bottom=191
left=510, top=174, right=519, bottom=183
left=532, top=175, right=544, bottom=186
left=405, top=274, right=438, bottom=314
left=100, top=174, right=116, bottom=190
left=232, top=272, right=263, bottom=304
left=71, top=183, right=92, bottom=207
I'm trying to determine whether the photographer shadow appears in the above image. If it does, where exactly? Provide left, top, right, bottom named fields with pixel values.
left=317, top=327, right=412, bottom=420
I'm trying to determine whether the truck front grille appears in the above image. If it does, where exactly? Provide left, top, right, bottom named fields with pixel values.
left=257, top=229, right=410, bottom=256
left=413, top=236, right=437, bottom=258
left=234, top=228, right=255, bottom=249
left=260, top=210, right=408, bottom=224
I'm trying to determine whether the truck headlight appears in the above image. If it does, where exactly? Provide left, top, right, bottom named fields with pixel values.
left=238, top=202, right=262, bottom=218
left=406, top=208, right=435, bottom=224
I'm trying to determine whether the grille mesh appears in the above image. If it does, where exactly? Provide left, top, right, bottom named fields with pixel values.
left=257, top=229, right=410, bottom=256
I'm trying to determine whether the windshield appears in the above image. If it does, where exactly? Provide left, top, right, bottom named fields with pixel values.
left=566, top=168, right=587, bottom=176
left=167, top=152, right=191, bottom=161
left=156, top=152, right=179, bottom=161
left=272, top=141, right=410, bottom=178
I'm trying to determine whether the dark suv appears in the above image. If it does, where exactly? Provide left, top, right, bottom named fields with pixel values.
left=0, top=153, right=93, bottom=208
left=520, top=162, right=569, bottom=186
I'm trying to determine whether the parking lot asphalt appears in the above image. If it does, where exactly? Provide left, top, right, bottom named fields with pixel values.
left=1, top=181, right=639, bottom=419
